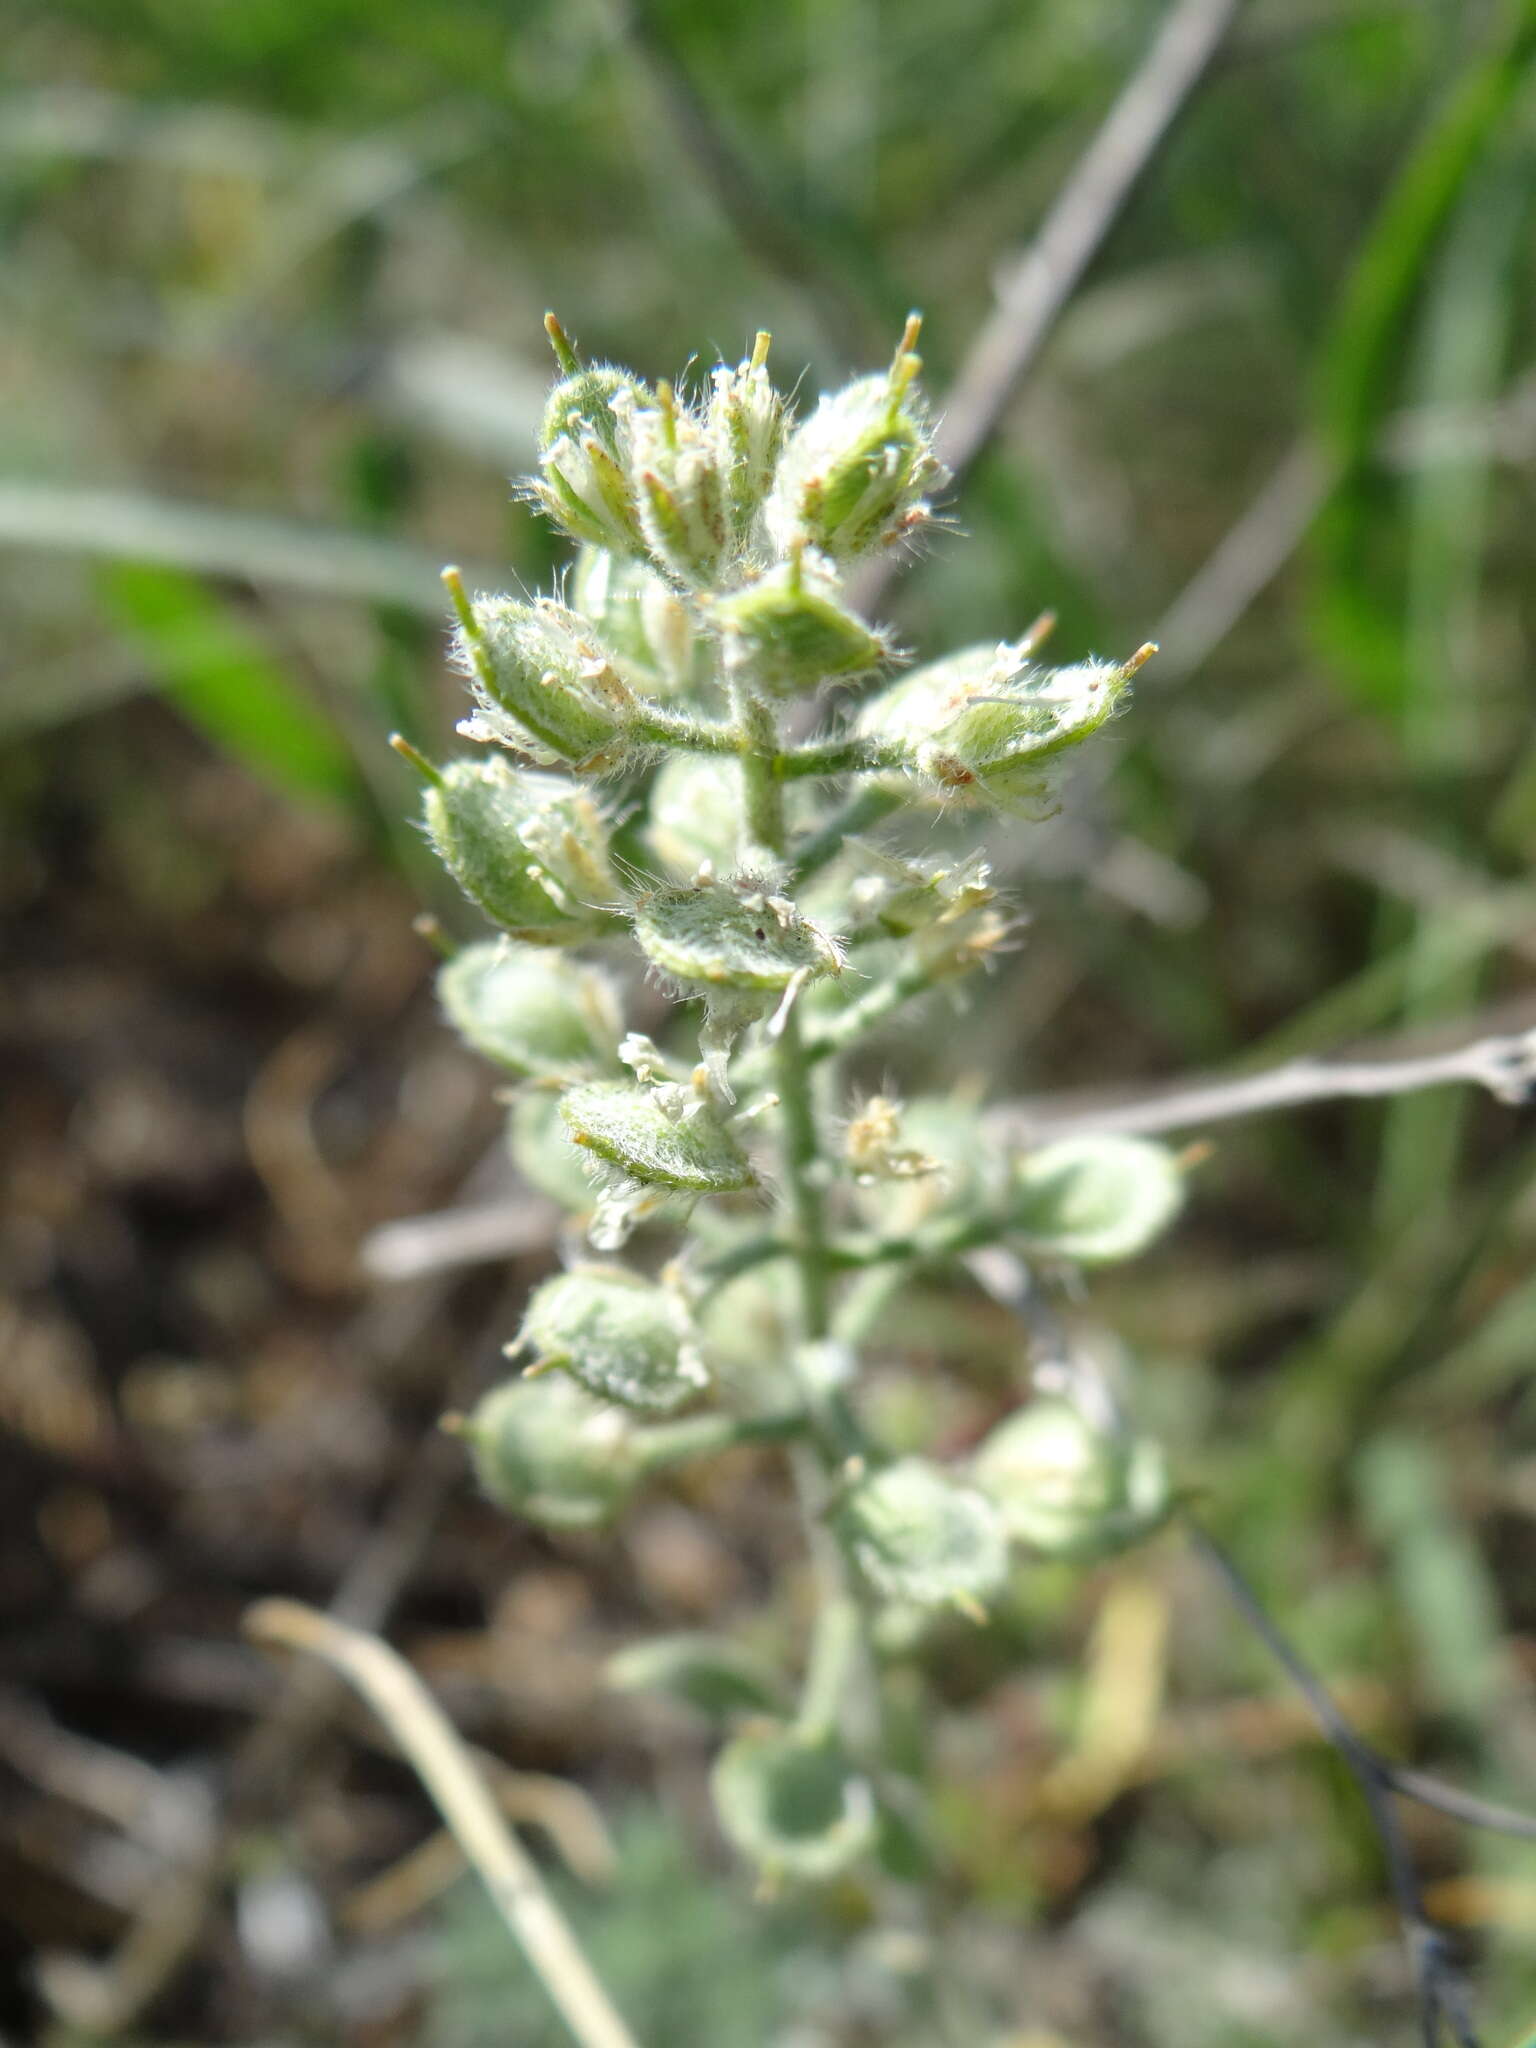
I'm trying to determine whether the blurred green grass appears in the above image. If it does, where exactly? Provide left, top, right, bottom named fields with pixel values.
left=6, top=1, right=1536, bottom=2043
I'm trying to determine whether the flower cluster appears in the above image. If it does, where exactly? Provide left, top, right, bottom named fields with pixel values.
left=403, top=316, right=1180, bottom=1888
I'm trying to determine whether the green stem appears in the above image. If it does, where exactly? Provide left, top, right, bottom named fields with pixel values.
left=800, top=952, right=941, bottom=1067
left=774, top=734, right=908, bottom=782
left=792, top=783, right=903, bottom=883
left=633, top=1407, right=808, bottom=1476
left=795, top=1593, right=862, bottom=1744
left=734, top=683, right=786, bottom=864
left=627, top=703, right=739, bottom=755
left=776, top=1004, right=832, bottom=1338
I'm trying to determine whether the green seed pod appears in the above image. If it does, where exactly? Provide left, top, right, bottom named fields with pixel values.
left=518, top=1264, right=709, bottom=1415
left=423, top=759, right=619, bottom=943
left=622, top=383, right=735, bottom=590
left=1011, top=1133, right=1185, bottom=1264
left=766, top=322, right=947, bottom=563
left=972, top=1398, right=1171, bottom=1561
left=438, top=943, right=620, bottom=1081
left=706, top=334, right=790, bottom=545
left=832, top=1457, right=1009, bottom=1615
left=710, top=550, right=889, bottom=698
left=607, top=1632, right=787, bottom=1720
left=527, top=323, right=651, bottom=555
left=569, top=547, right=711, bottom=701
left=456, top=596, right=637, bottom=772
left=559, top=1077, right=757, bottom=1248
left=711, top=1727, right=877, bottom=1884
left=460, top=1373, right=639, bottom=1529
left=858, top=640, right=1151, bottom=815
left=632, top=874, right=844, bottom=1096
left=508, top=1088, right=599, bottom=1216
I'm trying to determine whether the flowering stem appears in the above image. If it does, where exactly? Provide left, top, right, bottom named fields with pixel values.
left=633, top=1406, right=809, bottom=1475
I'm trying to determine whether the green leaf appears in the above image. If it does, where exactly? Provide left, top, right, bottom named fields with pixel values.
left=97, top=561, right=358, bottom=806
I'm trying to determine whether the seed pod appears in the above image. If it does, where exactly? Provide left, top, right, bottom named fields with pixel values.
left=766, top=321, right=947, bottom=562
left=1011, top=1134, right=1185, bottom=1264
left=559, top=1077, right=756, bottom=1247
left=858, top=640, right=1151, bottom=815
left=622, top=382, right=735, bottom=589
left=517, top=1264, right=709, bottom=1415
left=832, top=1457, right=1009, bottom=1615
left=438, top=943, right=620, bottom=1080
left=460, top=1374, right=639, bottom=1529
left=710, top=550, right=889, bottom=698
left=423, top=759, right=619, bottom=943
left=527, top=321, right=650, bottom=555
left=455, top=595, right=637, bottom=772
left=632, top=874, right=844, bottom=1096
left=570, top=547, right=711, bottom=701
left=705, top=332, right=790, bottom=545
left=711, top=1727, right=877, bottom=1883
left=972, top=1399, right=1170, bottom=1561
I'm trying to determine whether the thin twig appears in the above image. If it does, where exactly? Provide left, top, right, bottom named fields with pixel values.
left=243, top=1600, right=641, bottom=2048
left=1190, top=1525, right=1521, bottom=2047
left=608, top=0, right=873, bottom=360
left=858, top=0, right=1241, bottom=611
left=993, top=1015, right=1536, bottom=1144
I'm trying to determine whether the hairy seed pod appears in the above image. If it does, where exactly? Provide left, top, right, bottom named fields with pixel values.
left=528, top=346, right=650, bottom=555
left=766, top=323, right=947, bottom=562
left=710, top=550, right=889, bottom=697
left=621, top=382, right=735, bottom=590
left=461, top=1374, right=639, bottom=1529
left=559, top=1077, right=756, bottom=1247
left=711, top=1728, right=877, bottom=1883
left=706, top=332, right=790, bottom=545
left=632, top=873, right=844, bottom=1095
left=438, top=943, right=620, bottom=1081
left=832, top=1457, right=1009, bottom=1614
left=858, top=641, right=1150, bottom=815
left=518, top=1264, right=710, bottom=1415
left=1011, top=1133, right=1185, bottom=1265
left=423, top=759, right=619, bottom=943
left=643, top=755, right=744, bottom=881
left=972, top=1399, right=1171, bottom=1561
left=455, top=596, right=638, bottom=771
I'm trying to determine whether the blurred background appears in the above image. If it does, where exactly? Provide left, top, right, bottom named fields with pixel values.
left=5, top=0, right=1536, bottom=2041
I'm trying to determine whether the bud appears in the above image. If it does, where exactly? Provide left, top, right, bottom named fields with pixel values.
left=766, top=317, right=947, bottom=562
left=843, top=1096, right=942, bottom=1184
left=622, top=381, right=734, bottom=589
left=559, top=1077, right=756, bottom=1248
left=631, top=873, right=844, bottom=1096
left=454, top=593, right=636, bottom=772
left=516, top=1264, right=710, bottom=1415
left=570, top=547, right=710, bottom=701
left=1011, top=1134, right=1185, bottom=1265
left=459, top=1373, right=639, bottom=1529
left=858, top=639, right=1153, bottom=815
left=711, top=1727, right=877, bottom=1883
left=422, top=758, right=619, bottom=943
left=972, top=1399, right=1170, bottom=1561
left=706, top=332, right=790, bottom=545
left=438, top=943, right=620, bottom=1081
left=832, top=1457, right=1009, bottom=1615
left=856, top=1094, right=1009, bottom=1234
left=508, top=1088, right=600, bottom=1216
left=525, top=316, right=649, bottom=555
left=710, top=548, right=889, bottom=697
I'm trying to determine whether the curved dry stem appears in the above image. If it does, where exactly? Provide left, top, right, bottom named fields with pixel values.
left=243, top=1599, right=642, bottom=2048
